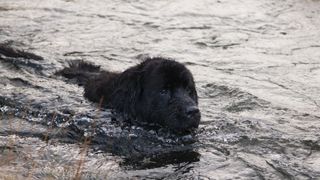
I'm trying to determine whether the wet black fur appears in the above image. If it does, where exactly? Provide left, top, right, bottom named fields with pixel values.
left=57, top=57, right=201, bottom=133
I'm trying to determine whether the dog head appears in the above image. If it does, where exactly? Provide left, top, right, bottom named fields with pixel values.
left=112, top=58, right=200, bottom=133
left=130, top=58, right=201, bottom=133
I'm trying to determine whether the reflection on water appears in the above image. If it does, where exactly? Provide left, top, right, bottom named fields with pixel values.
left=1, top=0, right=320, bottom=179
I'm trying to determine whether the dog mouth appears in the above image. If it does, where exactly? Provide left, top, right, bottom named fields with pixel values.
left=168, top=115, right=201, bottom=134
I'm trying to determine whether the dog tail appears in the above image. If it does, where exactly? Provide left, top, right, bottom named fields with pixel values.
left=55, top=60, right=101, bottom=85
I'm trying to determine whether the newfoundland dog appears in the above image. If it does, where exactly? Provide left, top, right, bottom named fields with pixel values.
left=57, top=57, right=200, bottom=133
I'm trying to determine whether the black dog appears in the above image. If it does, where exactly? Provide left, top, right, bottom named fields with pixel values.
left=57, top=57, right=201, bottom=133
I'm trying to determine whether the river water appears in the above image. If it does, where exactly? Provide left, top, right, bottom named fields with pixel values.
left=0, top=0, right=320, bottom=179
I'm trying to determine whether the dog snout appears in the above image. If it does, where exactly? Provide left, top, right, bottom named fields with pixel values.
left=186, top=106, right=200, bottom=118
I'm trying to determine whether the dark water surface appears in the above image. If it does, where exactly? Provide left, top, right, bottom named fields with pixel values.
left=1, top=0, right=320, bottom=179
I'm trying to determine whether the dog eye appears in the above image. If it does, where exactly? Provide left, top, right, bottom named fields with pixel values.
left=159, top=89, right=169, bottom=95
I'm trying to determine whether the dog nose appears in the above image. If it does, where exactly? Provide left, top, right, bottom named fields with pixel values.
left=186, top=106, right=200, bottom=117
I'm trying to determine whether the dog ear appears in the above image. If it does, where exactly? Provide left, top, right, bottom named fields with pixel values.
left=110, top=66, right=144, bottom=118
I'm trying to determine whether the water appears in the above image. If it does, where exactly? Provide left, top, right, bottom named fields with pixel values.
left=1, top=0, right=320, bottom=179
